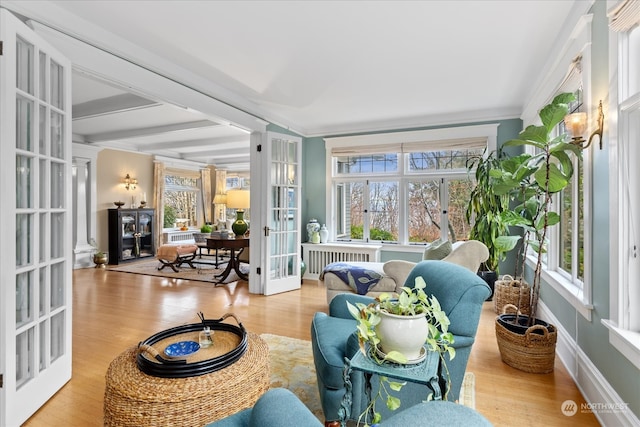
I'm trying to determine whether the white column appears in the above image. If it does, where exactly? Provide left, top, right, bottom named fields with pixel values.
left=72, top=143, right=102, bottom=268
left=73, top=158, right=93, bottom=268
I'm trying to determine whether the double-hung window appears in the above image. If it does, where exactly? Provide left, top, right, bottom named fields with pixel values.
left=325, top=125, right=497, bottom=246
left=521, top=13, right=595, bottom=319
left=604, top=0, right=640, bottom=369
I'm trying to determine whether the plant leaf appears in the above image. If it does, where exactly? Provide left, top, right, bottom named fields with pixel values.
left=388, top=380, right=406, bottom=392
left=494, top=235, right=521, bottom=252
left=534, top=162, right=569, bottom=193
left=386, top=395, right=401, bottom=411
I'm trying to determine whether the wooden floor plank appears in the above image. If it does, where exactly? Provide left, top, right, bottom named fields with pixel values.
left=22, top=268, right=599, bottom=426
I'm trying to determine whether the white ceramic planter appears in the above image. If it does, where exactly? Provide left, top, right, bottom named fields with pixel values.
left=375, top=310, right=429, bottom=360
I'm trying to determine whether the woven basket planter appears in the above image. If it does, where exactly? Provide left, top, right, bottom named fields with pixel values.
left=493, top=275, right=531, bottom=315
left=495, top=310, right=557, bottom=374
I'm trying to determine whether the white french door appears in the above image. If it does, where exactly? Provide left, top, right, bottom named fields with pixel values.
left=0, top=9, right=73, bottom=426
left=255, top=131, right=302, bottom=295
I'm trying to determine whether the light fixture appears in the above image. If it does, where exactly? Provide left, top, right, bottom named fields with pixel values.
left=564, top=100, right=604, bottom=150
left=226, top=189, right=250, bottom=238
left=124, top=173, right=137, bottom=191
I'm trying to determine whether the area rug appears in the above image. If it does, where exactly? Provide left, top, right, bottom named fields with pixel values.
left=108, top=258, right=248, bottom=284
left=261, top=334, right=476, bottom=420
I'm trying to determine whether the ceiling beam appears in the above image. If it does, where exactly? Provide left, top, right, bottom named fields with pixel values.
left=141, top=135, right=249, bottom=151
left=182, top=147, right=249, bottom=159
left=84, top=120, right=220, bottom=143
left=72, top=93, right=159, bottom=119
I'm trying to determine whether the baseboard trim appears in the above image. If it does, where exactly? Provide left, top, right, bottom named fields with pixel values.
left=538, top=301, right=640, bottom=426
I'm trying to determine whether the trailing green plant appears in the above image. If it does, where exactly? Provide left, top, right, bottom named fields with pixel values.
left=200, top=223, right=213, bottom=233
left=491, top=92, right=582, bottom=326
left=465, top=150, right=521, bottom=273
left=346, top=277, right=455, bottom=425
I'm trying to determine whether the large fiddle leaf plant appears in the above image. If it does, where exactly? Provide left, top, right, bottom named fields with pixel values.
left=491, top=92, right=582, bottom=325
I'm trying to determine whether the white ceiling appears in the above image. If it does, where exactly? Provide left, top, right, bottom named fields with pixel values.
left=7, top=0, right=586, bottom=171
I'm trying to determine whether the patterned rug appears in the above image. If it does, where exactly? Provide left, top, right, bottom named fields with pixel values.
left=107, top=258, right=248, bottom=284
left=261, top=334, right=476, bottom=421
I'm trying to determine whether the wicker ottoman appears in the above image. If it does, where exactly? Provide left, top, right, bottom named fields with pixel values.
left=104, top=332, right=270, bottom=427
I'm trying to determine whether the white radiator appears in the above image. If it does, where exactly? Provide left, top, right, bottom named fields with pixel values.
left=162, top=230, right=196, bottom=244
left=302, top=243, right=382, bottom=280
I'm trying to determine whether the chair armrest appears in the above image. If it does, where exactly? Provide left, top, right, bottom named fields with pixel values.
left=441, top=240, right=489, bottom=272
left=382, top=260, right=416, bottom=292
left=248, top=388, right=322, bottom=427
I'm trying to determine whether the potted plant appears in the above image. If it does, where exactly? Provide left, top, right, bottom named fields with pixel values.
left=93, top=251, right=108, bottom=268
left=490, top=92, right=581, bottom=373
left=346, top=277, right=455, bottom=424
left=465, top=149, right=521, bottom=299
left=89, top=238, right=108, bottom=268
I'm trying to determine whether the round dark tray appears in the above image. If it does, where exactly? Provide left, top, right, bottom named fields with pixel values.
left=136, top=313, right=247, bottom=378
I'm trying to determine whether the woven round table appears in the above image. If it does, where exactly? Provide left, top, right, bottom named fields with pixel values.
left=104, top=332, right=270, bottom=427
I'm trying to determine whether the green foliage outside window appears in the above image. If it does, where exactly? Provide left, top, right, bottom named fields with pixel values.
left=350, top=225, right=395, bottom=241
left=163, top=205, right=177, bottom=228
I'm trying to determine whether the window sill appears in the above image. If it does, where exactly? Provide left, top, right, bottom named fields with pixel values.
left=525, top=256, right=593, bottom=321
left=601, top=320, right=640, bottom=370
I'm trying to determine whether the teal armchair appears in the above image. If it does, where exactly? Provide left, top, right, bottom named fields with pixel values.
left=311, top=260, right=491, bottom=423
left=206, top=388, right=492, bottom=427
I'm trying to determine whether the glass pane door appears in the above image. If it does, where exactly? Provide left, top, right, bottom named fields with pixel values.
left=1, top=9, right=73, bottom=426
left=263, top=132, right=302, bottom=295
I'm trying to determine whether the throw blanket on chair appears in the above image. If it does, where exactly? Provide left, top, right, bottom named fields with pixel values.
left=320, top=262, right=382, bottom=295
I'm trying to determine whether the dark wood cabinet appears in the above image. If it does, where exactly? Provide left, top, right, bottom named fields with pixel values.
left=108, top=208, right=155, bottom=264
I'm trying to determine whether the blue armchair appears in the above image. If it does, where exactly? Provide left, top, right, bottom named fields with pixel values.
left=311, top=260, right=491, bottom=423
left=206, top=388, right=492, bottom=427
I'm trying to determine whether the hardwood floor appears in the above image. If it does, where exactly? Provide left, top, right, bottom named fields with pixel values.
left=23, top=268, right=599, bottom=426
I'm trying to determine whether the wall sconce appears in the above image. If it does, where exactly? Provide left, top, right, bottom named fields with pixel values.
left=564, top=100, right=604, bottom=150
left=124, top=173, right=137, bottom=191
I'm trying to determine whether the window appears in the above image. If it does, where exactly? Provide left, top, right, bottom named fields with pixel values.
left=164, top=174, right=200, bottom=227
left=325, top=126, right=497, bottom=246
left=520, top=13, right=595, bottom=319
left=604, top=0, right=640, bottom=369
left=555, top=88, right=586, bottom=281
left=153, top=158, right=211, bottom=231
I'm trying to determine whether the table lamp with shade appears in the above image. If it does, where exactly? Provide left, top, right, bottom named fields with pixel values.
left=226, top=189, right=250, bottom=238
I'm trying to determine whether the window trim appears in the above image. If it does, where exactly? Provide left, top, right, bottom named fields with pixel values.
left=324, top=124, right=498, bottom=247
